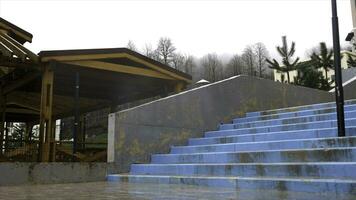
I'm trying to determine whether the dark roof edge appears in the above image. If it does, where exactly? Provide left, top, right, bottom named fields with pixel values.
left=39, top=47, right=192, bottom=81
left=346, top=32, right=354, bottom=41
left=0, top=17, right=33, bottom=42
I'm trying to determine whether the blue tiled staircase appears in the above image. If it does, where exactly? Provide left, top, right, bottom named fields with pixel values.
left=108, top=100, right=356, bottom=194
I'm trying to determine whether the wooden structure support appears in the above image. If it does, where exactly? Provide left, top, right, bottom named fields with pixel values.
left=0, top=87, right=5, bottom=154
left=175, top=82, right=185, bottom=93
left=38, top=63, right=54, bottom=162
left=4, top=122, right=8, bottom=153
left=0, top=17, right=192, bottom=162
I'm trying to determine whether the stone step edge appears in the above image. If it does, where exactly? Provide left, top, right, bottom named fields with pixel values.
left=192, top=127, right=342, bottom=143
left=107, top=174, right=356, bottom=193
left=245, top=99, right=356, bottom=117
left=132, top=162, right=356, bottom=167
left=208, top=118, right=356, bottom=136
left=232, top=104, right=356, bottom=124
left=224, top=110, right=356, bottom=128
left=152, top=146, right=356, bottom=157
left=194, top=127, right=340, bottom=143
left=173, top=135, right=356, bottom=149
left=107, top=174, right=356, bottom=184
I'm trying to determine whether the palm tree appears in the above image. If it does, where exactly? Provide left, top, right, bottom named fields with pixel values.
left=267, top=36, right=300, bottom=83
left=310, top=42, right=333, bottom=80
left=295, top=61, right=324, bottom=89
left=266, top=59, right=288, bottom=83
left=347, top=54, right=356, bottom=68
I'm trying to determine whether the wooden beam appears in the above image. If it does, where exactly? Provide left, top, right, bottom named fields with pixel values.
left=4, top=122, right=8, bottom=153
left=54, top=102, right=111, bottom=119
left=40, top=53, right=191, bottom=82
left=124, top=53, right=192, bottom=83
left=0, top=22, right=33, bottom=43
left=41, top=53, right=128, bottom=62
left=0, top=42, right=12, bottom=57
left=63, top=60, right=175, bottom=80
left=6, top=102, right=39, bottom=112
left=5, top=107, right=39, bottom=115
left=0, top=34, right=27, bottom=61
left=0, top=32, right=38, bottom=62
left=3, top=71, right=40, bottom=95
left=0, top=87, right=5, bottom=154
left=174, top=82, right=185, bottom=93
left=7, top=91, right=111, bottom=119
left=50, top=119, right=56, bottom=162
left=38, top=63, right=54, bottom=162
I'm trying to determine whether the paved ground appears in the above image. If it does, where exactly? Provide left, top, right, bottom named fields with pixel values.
left=0, top=181, right=355, bottom=200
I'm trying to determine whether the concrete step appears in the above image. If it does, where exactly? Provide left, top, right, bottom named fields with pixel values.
left=130, top=162, right=356, bottom=180
left=107, top=174, right=356, bottom=194
left=220, top=110, right=356, bottom=130
left=191, top=127, right=356, bottom=146
left=245, top=99, right=356, bottom=118
left=232, top=104, right=356, bottom=124
left=171, top=136, right=356, bottom=154
left=152, top=147, right=356, bottom=164
left=206, top=118, right=356, bottom=138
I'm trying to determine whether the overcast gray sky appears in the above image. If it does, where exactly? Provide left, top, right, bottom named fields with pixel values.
left=0, top=0, right=353, bottom=60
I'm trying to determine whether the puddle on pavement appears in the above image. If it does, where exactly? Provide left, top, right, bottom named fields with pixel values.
left=0, top=181, right=355, bottom=200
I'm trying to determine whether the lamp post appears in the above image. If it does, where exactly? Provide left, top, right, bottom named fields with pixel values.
left=331, top=0, right=346, bottom=137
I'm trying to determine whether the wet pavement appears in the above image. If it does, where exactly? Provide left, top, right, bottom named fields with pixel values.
left=0, top=181, right=355, bottom=200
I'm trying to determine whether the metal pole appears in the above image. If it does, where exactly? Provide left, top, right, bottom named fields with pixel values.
left=73, top=71, right=80, bottom=154
left=331, top=0, right=346, bottom=137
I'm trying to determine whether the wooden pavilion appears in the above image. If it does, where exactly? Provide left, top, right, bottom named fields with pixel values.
left=0, top=18, right=192, bottom=162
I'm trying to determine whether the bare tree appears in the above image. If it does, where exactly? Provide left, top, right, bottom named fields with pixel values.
left=253, top=42, right=270, bottom=78
left=156, top=37, right=176, bottom=65
left=183, top=55, right=196, bottom=75
left=227, top=54, right=245, bottom=77
left=242, top=46, right=256, bottom=76
left=201, top=53, right=223, bottom=82
left=143, top=44, right=160, bottom=61
left=126, top=40, right=138, bottom=52
left=172, top=53, right=186, bottom=71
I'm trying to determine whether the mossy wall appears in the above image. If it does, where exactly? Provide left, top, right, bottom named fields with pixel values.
left=0, top=162, right=115, bottom=186
left=108, top=76, right=334, bottom=172
left=344, top=79, right=356, bottom=100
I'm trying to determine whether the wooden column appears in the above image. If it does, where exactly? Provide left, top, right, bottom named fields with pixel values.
left=174, top=82, right=185, bottom=93
left=0, top=85, right=5, bottom=155
left=4, top=122, right=8, bottom=153
left=50, top=119, right=56, bottom=162
left=38, top=63, right=54, bottom=162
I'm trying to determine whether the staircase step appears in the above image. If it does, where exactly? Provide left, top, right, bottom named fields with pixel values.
left=152, top=147, right=356, bottom=164
left=233, top=104, right=356, bottom=124
left=220, top=110, right=356, bottom=130
left=245, top=99, right=356, bottom=117
left=109, top=99, right=356, bottom=194
left=107, top=174, right=356, bottom=194
left=130, top=162, right=356, bottom=179
left=191, top=127, right=356, bottom=146
left=171, top=136, right=356, bottom=154
left=207, top=118, right=356, bottom=138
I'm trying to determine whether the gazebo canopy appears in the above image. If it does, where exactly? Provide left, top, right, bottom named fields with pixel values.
left=0, top=17, right=192, bottom=162
left=4, top=48, right=191, bottom=122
